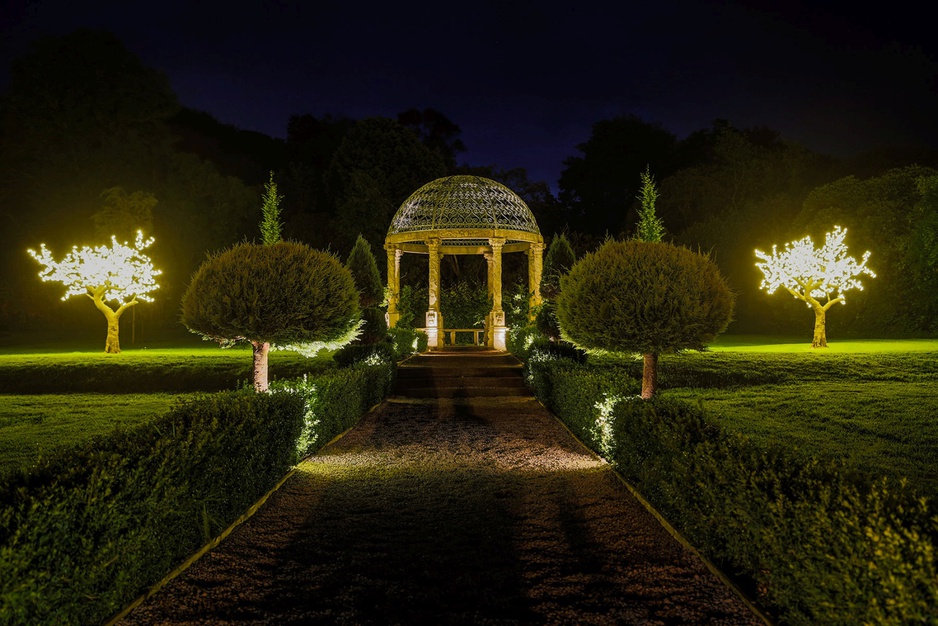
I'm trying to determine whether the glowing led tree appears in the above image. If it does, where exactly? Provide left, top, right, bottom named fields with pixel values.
left=28, top=231, right=161, bottom=353
left=755, top=226, right=875, bottom=348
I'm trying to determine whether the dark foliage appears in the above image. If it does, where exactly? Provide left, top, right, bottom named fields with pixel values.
left=559, top=115, right=678, bottom=236
left=796, top=166, right=938, bottom=336
left=353, top=307, right=390, bottom=346
left=557, top=240, right=734, bottom=354
left=181, top=241, right=359, bottom=346
left=0, top=362, right=394, bottom=624
left=0, top=391, right=304, bottom=625
left=346, top=234, right=384, bottom=308
left=540, top=232, right=577, bottom=301
left=333, top=341, right=395, bottom=367
left=524, top=357, right=938, bottom=625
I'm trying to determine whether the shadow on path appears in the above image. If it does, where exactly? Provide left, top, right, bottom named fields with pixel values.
left=121, top=352, right=765, bottom=625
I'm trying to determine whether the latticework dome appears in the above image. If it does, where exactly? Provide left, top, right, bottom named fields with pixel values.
left=384, top=175, right=545, bottom=348
left=387, top=175, right=540, bottom=243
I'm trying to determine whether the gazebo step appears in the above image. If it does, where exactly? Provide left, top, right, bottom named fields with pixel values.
left=396, top=367, right=523, bottom=380
left=392, top=386, right=532, bottom=399
left=394, top=376, right=527, bottom=392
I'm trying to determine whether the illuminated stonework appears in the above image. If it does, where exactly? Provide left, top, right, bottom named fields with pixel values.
left=388, top=175, right=540, bottom=240
left=385, top=175, right=544, bottom=349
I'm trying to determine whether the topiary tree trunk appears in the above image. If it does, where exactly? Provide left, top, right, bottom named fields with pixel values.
left=641, top=353, right=658, bottom=400
left=252, top=341, right=270, bottom=392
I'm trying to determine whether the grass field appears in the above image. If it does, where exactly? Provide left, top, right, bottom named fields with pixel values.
left=0, top=334, right=337, bottom=477
left=2, top=333, right=936, bottom=498
left=0, top=393, right=187, bottom=476
left=656, top=337, right=938, bottom=498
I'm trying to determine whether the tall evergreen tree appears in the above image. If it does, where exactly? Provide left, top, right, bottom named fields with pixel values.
left=259, top=171, right=283, bottom=245
left=634, top=167, right=664, bottom=242
left=346, top=234, right=384, bottom=308
left=540, top=233, right=577, bottom=300
left=537, top=232, right=577, bottom=341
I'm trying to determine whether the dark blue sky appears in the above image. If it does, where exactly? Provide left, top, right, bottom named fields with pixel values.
left=2, top=0, right=936, bottom=190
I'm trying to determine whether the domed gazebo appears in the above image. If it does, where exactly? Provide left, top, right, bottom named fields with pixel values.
left=385, top=175, right=544, bottom=350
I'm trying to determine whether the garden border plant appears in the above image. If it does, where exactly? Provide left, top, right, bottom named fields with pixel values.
left=0, top=360, right=395, bottom=626
left=520, top=349, right=938, bottom=625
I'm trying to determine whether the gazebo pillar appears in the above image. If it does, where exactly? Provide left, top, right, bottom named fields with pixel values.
left=527, top=242, right=545, bottom=321
left=487, top=237, right=506, bottom=350
left=484, top=251, right=494, bottom=346
left=426, top=238, right=442, bottom=348
left=385, top=243, right=402, bottom=328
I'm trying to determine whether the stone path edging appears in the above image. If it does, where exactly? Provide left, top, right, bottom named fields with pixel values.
left=118, top=351, right=772, bottom=624
left=538, top=397, right=772, bottom=625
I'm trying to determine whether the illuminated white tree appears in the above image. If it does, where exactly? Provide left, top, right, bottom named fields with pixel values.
left=755, top=226, right=875, bottom=348
left=28, top=231, right=161, bottom=353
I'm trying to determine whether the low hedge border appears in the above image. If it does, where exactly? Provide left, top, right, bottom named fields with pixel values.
left=0, top=362, right=395, bottom=626
left=524, top=355, right=938, bottom=625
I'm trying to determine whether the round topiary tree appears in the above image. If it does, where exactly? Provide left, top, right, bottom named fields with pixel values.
left=181, top=241, right=360, bottom=391
left=557, top=240, right=734, bottom=399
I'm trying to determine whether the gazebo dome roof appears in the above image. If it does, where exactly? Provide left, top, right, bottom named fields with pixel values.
left=387, top=175, right=541, bottom=239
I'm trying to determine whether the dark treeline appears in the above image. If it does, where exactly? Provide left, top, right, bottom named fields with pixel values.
left=2, top=29, right=936, bottom=340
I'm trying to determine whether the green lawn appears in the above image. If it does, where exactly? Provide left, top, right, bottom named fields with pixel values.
left=0, top=346, right=335, bottom=393
left=0, top=393, right=187, bottom=477
left=0, top=338, right=337, bottom=476
left=708, top=335, right=938, bottom=354
left=656, top=337, right=938, bottom=498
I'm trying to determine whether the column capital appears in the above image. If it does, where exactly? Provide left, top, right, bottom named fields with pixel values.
left=488, top=237, right=506, bottom=251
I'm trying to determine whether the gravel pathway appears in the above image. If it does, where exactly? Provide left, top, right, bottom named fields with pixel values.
left=121, top=353, right=765, bottom=625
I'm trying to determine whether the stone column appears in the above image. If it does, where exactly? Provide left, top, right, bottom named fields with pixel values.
left=484, top=251, right=495, bottom=346
left=527, top=241, right=545, bottom=321
left=426, top=238, right=442, bottom=348
left=385, top=243, right=402, bottom=328
left=488, top=237, right=506, bottom=350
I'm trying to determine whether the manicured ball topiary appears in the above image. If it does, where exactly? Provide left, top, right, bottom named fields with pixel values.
left=557, top=240, right=734, bottom=397
left=181, top=241, right=360, bottom=390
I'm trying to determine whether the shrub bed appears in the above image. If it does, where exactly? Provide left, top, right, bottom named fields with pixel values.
left=0, top=363, right=394, bottom=626
left=271, top=362, right=394, bottom=456
left=526, top=356, right=938, bottom=625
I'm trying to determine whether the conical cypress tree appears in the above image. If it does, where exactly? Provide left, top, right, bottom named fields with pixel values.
left=537, top=232, right=577, bottom=341
left=540, top=232, right=576, bottom=301
left=346, top=234, right=384, bottom=308
left=346, top=234, right=386, bottom=345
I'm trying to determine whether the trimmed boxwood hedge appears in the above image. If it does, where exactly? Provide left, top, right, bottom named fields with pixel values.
left=0, top=362, right=394, bottom=626
left=525, top=356, right=938, bottom=625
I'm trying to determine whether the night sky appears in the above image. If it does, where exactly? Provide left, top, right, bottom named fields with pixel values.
left=2, top=0, right=936, bottom=191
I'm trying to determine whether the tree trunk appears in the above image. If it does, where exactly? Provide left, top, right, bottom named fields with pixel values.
left=104, top=311, right=121, bottom=354
left=89, top=286, right=132, bottom=354
left=812, top=306, right=828, bottom=348
left=252, top=341, right=270, bottom=392
left=641, top=352, right=658, bottom=400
